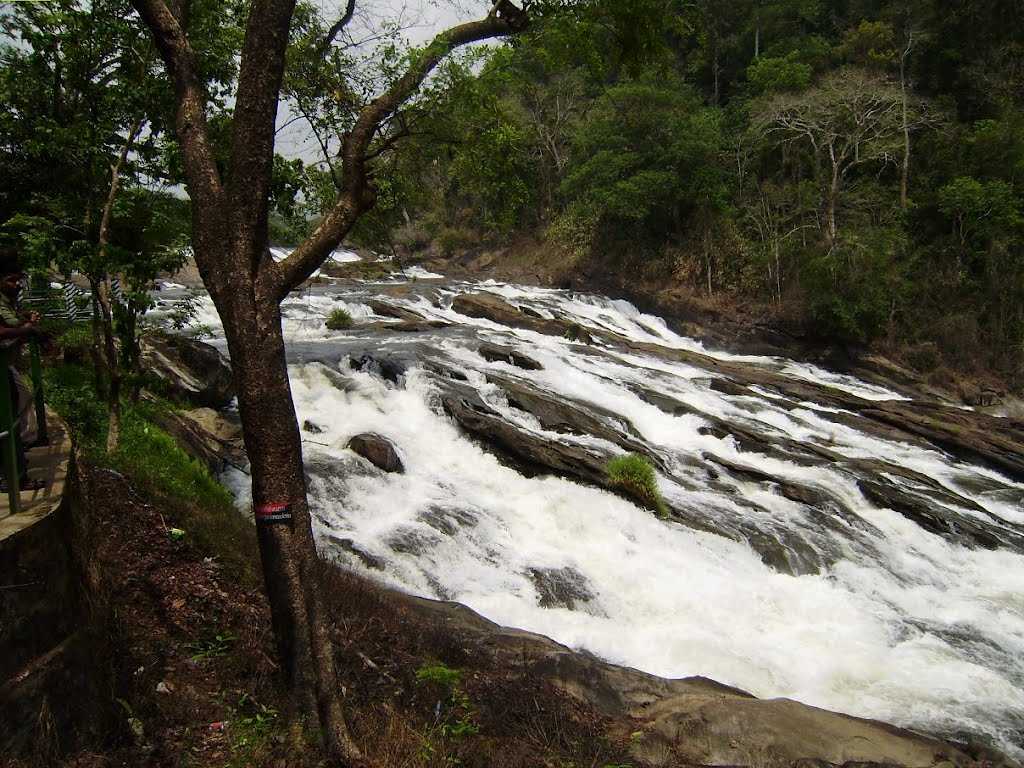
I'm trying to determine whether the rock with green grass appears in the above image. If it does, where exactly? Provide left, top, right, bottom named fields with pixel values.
left=605, top=453, right=668, bottom=517
left=325, top=308, right=354, bottom=331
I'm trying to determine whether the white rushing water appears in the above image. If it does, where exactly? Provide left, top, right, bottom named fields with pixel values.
left=203, top=279, right=1024, bottom=757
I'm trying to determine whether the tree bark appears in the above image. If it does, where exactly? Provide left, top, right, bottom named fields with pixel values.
left=220, top=292, right=363, bottom=763
left=826, top=146, right=840, bottom=249
left=899, top=32, right=915, bottom=210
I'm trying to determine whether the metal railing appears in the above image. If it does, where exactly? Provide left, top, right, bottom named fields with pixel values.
left=0, top=340, right=47, bottom=514
left=0, top=280, right=98, bottom=514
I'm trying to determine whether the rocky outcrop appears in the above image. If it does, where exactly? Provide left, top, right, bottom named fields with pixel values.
left=452, top=292, right=577, bottom=337
left=368, top=298, right=426, bottom=322
left=149, top=404, right=246, bottom=474
left=347, top=433, right=404, bottom=473
left=140, top=333, right=235, bottom=409
left=383, top=588, right=1001, bottom=768
left=527, top=566, right=595, bottom=610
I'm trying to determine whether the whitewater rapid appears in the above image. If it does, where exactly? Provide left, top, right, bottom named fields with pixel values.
left=179, top=277, right=1024, bottom=757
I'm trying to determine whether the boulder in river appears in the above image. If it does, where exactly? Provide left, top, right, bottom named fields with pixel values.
left=528, top=566, right=595, bottom=610
left=478, top=342, right=543, bottom=371
left=347, top=433, right=404, bottom=473
left=140, top=333, right=235, bottom=408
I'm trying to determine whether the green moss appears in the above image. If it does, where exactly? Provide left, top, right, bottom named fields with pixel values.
left=605, top=453, right=668, bottom=518
left=325, top=307, right=354, bottom=330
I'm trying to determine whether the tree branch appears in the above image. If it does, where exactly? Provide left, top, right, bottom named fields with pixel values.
left=130, top=0, right=222, bottom=210
left=315, top=0, right=356, bottom=59
left=270, top=2, right=528, bottom=298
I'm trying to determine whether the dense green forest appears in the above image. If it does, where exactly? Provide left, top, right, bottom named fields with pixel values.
left=357, top=0, right=1024, bottom=386
left=2, top=0, right=1023, bottom=387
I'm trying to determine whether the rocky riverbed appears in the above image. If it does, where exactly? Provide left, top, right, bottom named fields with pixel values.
left=154, top=270, right=1024, bottom=763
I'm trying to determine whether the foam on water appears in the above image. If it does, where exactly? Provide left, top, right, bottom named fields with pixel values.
left=251, top=361, right=1024, bottom=755
left=196, top=280, right=1023, bottom=757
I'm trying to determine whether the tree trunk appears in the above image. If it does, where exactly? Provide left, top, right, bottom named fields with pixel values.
left=130, top=2, right=530, bottom=761
left=95, top=277, right=122, bottom=453
left=96, top=118, right=144, bottom=453
left=216, top=281, right=364, bottom=766
left=899, top=34, right=914, bottom=210
left=826, top=161, right=840, bottom=249
left=88, top=281, right=107, bottom=396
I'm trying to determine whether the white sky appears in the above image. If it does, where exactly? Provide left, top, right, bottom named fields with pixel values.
left=277, top=0, right=493, bottom=162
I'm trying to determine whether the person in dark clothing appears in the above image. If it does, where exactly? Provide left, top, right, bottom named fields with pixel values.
left=0, top=247, right=45, bottom=491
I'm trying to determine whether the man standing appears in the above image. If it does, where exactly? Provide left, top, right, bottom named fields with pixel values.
left=0, top=247, right=45, bottom=491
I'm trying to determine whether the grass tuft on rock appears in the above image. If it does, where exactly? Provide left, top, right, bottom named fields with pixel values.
left=605, top=453, right=668, bottom=517
left=325, top=307, right=354, bottom=330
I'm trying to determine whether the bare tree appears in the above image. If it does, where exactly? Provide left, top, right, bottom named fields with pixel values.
left=129, top=0, right=532, bottom=763
left=898, top=28, right=916, bottom=209
left=755, top=69, right=905, bottom=249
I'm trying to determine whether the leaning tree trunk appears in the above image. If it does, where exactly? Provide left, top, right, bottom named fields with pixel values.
left=215, top=284, right=364, bottom=766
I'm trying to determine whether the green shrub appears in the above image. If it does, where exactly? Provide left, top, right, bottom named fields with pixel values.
left=605, top=454, right=668, bottom=517
left=415, top=663, right=462, bottom=691
left=415, top=663, right=479, bottom=741
left=325, top=307, right=354, bottom=330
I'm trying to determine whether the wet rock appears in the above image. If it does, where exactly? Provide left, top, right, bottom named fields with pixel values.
left=418, top=506, right=479, bottom=536
left=348, top=354, right=408, bottom=384
left=478, top=343, right=543, bottom=371
left=452, top=292, right=578, bottom=338
left=858, top=478, right=1004, bottom=550
left=861, top=401, right=1024, bottom=483
left=490, top=374, right=652, bottom=457
left=150, top=404, right=245, bottom=474
left=367, top=299, right=425, bottom=322
left=347, top=433, right=404, bottom=473
left=452, top=292, right=528, bottom=326
left=328, top=536, right=385, bottom=570
left=384, top=526, right=441, bottom=556
left=424, top=362, right=468, bottom=382
left=708, top=377, right=753, bottom=398
left=140, top=333, right=235, bottom=408
left=388, top=320, right=450, bottom=333
left=528, top=567, right=595, bottom=610
left=441, top=385, right=612, bottom=484
left=302, top=420, right=324, bottom=434
left=386, top=589, right=982, bottom=768
left=563, top=323, right=594, bottom=344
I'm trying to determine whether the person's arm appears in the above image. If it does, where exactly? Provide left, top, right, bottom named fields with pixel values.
left=0, top=322, right=42, bottom=342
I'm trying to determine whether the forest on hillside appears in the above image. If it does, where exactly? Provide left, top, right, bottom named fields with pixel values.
left=2, top=0, right=1023, bottom=386
left=342, top=0, right=1023, bottom=386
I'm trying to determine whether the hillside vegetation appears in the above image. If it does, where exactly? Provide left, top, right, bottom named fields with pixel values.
left=346, top=0, right=1024, bottom=389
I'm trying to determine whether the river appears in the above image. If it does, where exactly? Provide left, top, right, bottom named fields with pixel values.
left=174, top=270, right=1024, bottom=757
